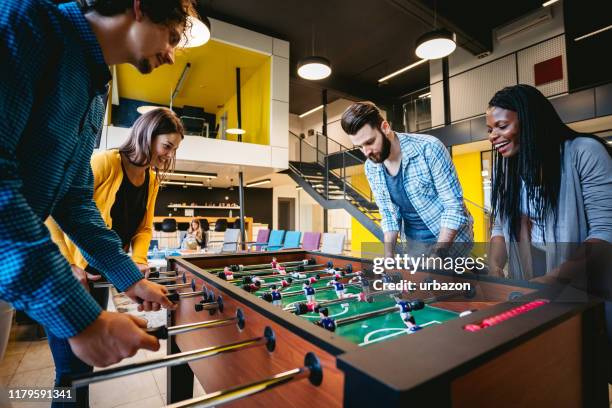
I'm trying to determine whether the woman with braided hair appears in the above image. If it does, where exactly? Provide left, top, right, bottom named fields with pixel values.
left=485, top=84, right=611, bottom=279
left=485, top=84, right=612, bottom=380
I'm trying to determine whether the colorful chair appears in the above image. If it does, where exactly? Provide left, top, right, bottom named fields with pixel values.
left=247, top=229, right=270, bottom=251
left=320, top=233, right=345, bottom=255
left=301, top=232, right=321, bottom=251
left=281, top=231, right=302, bottom=249
left=209, top=228, right=241, bottom=253
left=263, top=230, right=286, bottom=251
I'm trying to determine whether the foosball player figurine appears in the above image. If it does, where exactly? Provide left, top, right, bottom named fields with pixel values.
left=352, top=274, right=370, bottom=300
left=270, top=285, right=282, bottom=307
left=290, top=271, right=307, bottom=279
left=219, top=266, right=234, bottom=280
left=394, top=296, right=423, bottom=332
left=242, top=280, right=262, bottom=293
left=243, top=275, right=264, bottom=285
left=271, top=257, right=278, bottom=269
left=327, top=276, right=346, bottom=299
left=315, top=307, right=336, bottom=332
left=277, top=265, right=287, bottom=275
left=279, top=277, right=293, bottom=288
left=303, top=280, right=316, bottom=303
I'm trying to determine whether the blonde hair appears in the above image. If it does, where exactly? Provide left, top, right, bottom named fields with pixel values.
left=118, top=107, right=184, bottom=183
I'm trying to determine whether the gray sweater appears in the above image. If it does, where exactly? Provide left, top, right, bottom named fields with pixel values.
left=491, top=137, right=612, bottom=277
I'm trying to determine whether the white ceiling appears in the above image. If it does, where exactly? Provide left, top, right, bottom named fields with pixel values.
left=168, top=160, right=295, bottom=189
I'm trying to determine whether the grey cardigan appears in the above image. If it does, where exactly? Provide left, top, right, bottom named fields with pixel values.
left=491, top=137, right=612, bottom=277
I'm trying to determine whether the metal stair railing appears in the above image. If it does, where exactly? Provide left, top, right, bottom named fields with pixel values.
left=288, top=132, right=383, bottom=239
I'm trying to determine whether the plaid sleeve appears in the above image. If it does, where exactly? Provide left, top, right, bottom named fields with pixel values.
left=426, top=140, right=469, bottom=231
left=365, top=162, right=400, bottom=232
left=0, top=2, right=102, bottom=338
left=52, top=157, right=142, bottom=292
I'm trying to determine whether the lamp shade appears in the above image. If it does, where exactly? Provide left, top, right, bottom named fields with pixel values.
left=297, top=56, right=332, bottom=80
left=415, top=29, right=456, bottom=59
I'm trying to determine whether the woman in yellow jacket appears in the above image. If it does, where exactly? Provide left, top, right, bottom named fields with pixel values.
left=45, top=107, right=184, bottom=408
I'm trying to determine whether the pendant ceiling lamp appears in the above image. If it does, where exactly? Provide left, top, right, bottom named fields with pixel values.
left=415, top=1, right=456, bottom=60
left=297, top=24, right=331, bottom=80
left=297, top=56, right=331, bottom=80
left=415, top=29, right=456, bottom=59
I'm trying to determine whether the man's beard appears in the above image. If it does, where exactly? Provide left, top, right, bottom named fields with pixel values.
left=369, top=133, right=391, bottom=163
left=136, top=59, right=153, bottom=74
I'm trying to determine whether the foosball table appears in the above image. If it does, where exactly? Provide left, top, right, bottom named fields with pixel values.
left=70, top=250, right=609, bottom=407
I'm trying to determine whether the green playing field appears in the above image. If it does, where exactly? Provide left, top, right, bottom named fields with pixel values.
left=221, top=269, right=459, bottom=347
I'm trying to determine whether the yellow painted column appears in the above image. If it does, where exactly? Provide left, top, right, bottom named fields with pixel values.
left=452, top=151, right=486, bottom=242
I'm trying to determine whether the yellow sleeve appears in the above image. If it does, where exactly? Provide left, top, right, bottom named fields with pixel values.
left=45, top=217, right=75, bottom=265
left=90, top=150, right=112, bottom=190
left=130, top=174, right=159, bottom=264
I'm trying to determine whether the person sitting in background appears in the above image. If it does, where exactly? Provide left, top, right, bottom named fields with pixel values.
left=45, top=107, right=184, bottom=407
left=183, top=218, right=204, bottom=249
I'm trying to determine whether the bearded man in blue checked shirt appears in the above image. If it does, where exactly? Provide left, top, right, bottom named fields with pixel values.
left=0, top=0, right=197, bottom=386
left=341, top=101, right=473, bottom=260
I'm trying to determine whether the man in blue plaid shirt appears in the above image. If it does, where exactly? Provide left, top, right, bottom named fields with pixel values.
left=341, top=102, right=473, bottom=259
left=0, top=0, right=196, bottom=374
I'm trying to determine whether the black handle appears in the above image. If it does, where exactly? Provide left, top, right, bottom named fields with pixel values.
left=146, top=326, right=168, bottom=340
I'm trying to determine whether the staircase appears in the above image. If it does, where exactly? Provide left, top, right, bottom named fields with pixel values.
left=287, top=131, right=383, bottom=241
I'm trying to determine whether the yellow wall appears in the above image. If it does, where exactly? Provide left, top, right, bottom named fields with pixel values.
left=452, top=151, right=486, bottom=242
left=216, top=59, right=270, bottom=145
left=349, top=172, right=382, bottom=257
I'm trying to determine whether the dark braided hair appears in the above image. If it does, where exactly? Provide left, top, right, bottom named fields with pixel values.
left=488, top=84, right=611, bottom=242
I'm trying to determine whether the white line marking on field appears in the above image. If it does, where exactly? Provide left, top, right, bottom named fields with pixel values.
left=359, top=320, right=441, bottom=346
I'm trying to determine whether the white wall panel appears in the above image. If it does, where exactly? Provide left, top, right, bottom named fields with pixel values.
left=210, top=18, right=272, bottom=55
left=273, top=39, right=290, bottom=58
left=430, top=82, right=445, bottom=127
left=106, top=127, right=275, bottom=167
left=449, top=54, right=517, bottom=122
left=271, top=56, right=290, bottom=103
left=517, top=35, right=567, bottom=96
left=270, top=146, right=289, bottom=170
left=270, top=100, right=289, bottom=148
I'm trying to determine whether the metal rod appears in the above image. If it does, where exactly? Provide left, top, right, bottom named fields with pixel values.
left=148, top=271, right=176, bottom=279
left=148, top=276, right=184, bottom=284
left=285, top=294, right=359, bottom=312
left=259, top=271, right=361, bottom=291
left=442, top=57, right=451, bottom=125
left=286, top=286, right=393, bottom=313
left=172, top=63, right=191, bottom=102
left=336, top=305, right=398, bottom=327
left=207, top=259, right=316, bottom=274
left=228, top=263, right=325, bottom=277
left=238, top=171, right=246, bottom=250
left=178, top=290, right=208, bottom=299
left=146, top=309, right=245, bottom=339
left=230, top=268, right=325, bottom=283
left=236, top=67, right=242, bottom=142
left=168, top=311, right=243, bottom=336
left=69, top=327, right=275, bottom=388
left=166, top=353, right=322, bottom=408
left=277, top=283, right=361, bottom=299
left=164, top=282, right=193, bottom=291
left=335, top=292, right=461, bottom=327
